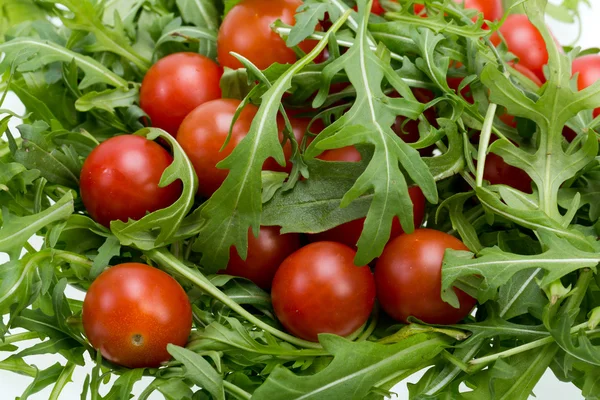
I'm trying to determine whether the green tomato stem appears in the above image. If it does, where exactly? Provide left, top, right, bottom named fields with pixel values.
left=146, top=248, right=322, bottom=349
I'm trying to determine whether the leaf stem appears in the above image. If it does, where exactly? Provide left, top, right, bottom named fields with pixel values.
left=49, top=362, right=76, bottom=400
left=223, top=381, right=252, bottom=400
left=146, top=248, right=322, bottom=349
left=476, top=103, right=498, bottom=188
left=1, top=331, right=41, bottom=345
left=470, top=321, right=595, bottom=366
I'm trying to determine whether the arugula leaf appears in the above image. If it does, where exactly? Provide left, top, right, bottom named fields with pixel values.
left=0, top=38, right=128, bottom=89
left=75, top=86, right=139, bottom=114
left=155, top=17, right=218, bottom=59
left=103, top=369, right=145, bottom=400
left=253, top=333, right=449, bottom=399
left=175, top=0, right=220, bottom=32
left=167, top=344, right=226, bottom=400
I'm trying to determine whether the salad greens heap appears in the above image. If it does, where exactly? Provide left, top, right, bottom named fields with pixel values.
left=1, top=0, right=599, bottom=398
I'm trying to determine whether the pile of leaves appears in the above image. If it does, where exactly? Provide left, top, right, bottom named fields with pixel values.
left=0, top=0, right=599, bottom=398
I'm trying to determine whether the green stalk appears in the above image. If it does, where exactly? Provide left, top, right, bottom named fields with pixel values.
left=49, top=363, right=76, bottom=400
left=146, top=248, right=322, bottom=349
left=1, top=331, right=41, bottom=345
left=223, top=381, right=252, bottom=400
left=476, top=103, right=498, bottom=188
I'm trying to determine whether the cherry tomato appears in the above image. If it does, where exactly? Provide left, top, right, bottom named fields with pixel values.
left=218, top=0, right=320, bottom=70
left=80, top=135, right=182, bottom=228
left=271, top=242, right=376, bottom=342
left=375, top=229, right=476, bottom=324
left=483, top=152, right=532, bottom=193
left=140, top=53, right=223, bottom=136
left=491, top=15, right=552, bottom=83
left=572, top=54, right=600, bottom=119
left=221, top=226, right=301, bottom=289
left=415, top=0, right=503, bottom=21
left=82, top=263, right=192, bottom=368
left=177, top=99, right=258, bottom=198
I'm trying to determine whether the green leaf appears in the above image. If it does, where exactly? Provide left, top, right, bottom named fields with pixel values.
left=286, top=1, right=328, bottom=47
left=155, top=18, right=218, bottom=59
left=0, top=38, right=128, bottom=89
left=436, top=191, right=482, bottom=252
left=253, top=333, right=449, bottom=400
left=104, top=369, right=145, bottom=400
left=220, top=68, right=254, bottom=100
left=75, top=86, right=139, bottom=114
left=559, top=170, right=600, bottom=222
left=20, top=362, right=65, bottom=400
left=175, top=0, right=220, bottom=32
left=305, top=6, right=437, bottom=265
left=442, top=232, right=600, bottom=303
left=110, top=128, right=199, bottom=249
left=0, top=191, right=73, bottom=254
left=167, top=344, right=225, bottom=400
left=497, top=268, right=547, bottom=320
left=90, top=236, right=121, bottom=278
left=139, top=378, right=193, bottom=400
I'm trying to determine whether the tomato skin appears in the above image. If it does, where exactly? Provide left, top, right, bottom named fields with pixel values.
left=82, top=263, right=192, bottom=368
left=80, top=135, right=182, bottom=228
left=491, top=15, right=550, bottom=82
left=572, top=55, right=600, bottom=119
left=370, top=0, right=390, bottom=15
left=375, top=229, right=476, bottom=324
left=483, top=152, right=532, bottom=193
left=415, top=0, right=503, bottom=21
left=218, top=0, right=319, bottom=70
left=311, top=185, right=426, bottom=249
left=271, top=242, right=376, bottom=342
left=177, top=99, right=258, bottom=198
left=140, top=53, right=223, bottom=136
left=221, top=226, right=301, bottom=289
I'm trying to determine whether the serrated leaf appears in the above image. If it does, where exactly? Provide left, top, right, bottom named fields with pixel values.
left=75, top=86, right=139, bottom=114
left=167, top=345, right=225, bottom=400
left=176, top=0, right=220, bottom=32
left=156, top=18, right=217, bottom=59
left=104, top=369, right=145, bottom=400
left=286, top=1, right=328, bottom=47
left=90, top=236, right=121, bottom=278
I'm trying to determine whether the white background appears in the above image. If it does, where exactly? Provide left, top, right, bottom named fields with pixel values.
left=1, top=2, right=599, bottom=399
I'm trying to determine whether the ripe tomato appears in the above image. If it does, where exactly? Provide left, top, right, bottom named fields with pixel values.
left=218, top=0, right=320, bottom=70
left=572, top=54, right=600, bottom=119
left=369, top=0, right=394, bottom=15
left=177, top=99, right=258, bottom=198
left=491, top=15, right=551, bottom=82
left=80, top=135, right=182, bottom=228
left=82, top=263, right=192, bottom=368
left=140, top=53, right=222, bottom=136
left=375, top=229, right=476, bottom=324
left=415, top=0, right=503, bottom=21
left=221, top=226, right=301, bottom=289
left=271, top=242, right=376, bottom=342
left=483, top=152, right=532, bottom=193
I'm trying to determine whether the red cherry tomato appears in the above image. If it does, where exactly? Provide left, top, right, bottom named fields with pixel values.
left=177, top=99, right=258, bottom=198
left=491, top=14, right=552, bottom=83
left=218, top=0, right=320, bottom=70
left=82, top=263, right=192, bottom=368
left=415, top=0, right=503, bottom=21
left=271, top=242, right=376, bottom=342
left=80, top=135, right=182, bottom=228
left=221, top=226, right=301, bottom=289
left=572, top=54, right=600, bottom=119
left=140, top=53, right=223, bottom=136
left=375, top=229, right=476, bottom=324
left=483, top=152, right=532, bottom=193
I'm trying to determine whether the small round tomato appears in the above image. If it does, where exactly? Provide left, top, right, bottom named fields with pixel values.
left=572, top=54, right=600, bottom=119
left=483, top=152, right=532, bottom=193
left=415, top=0, right=503, bottom=21
left=271, top=242, right=376, bottom=342
left=375, top=229, right=476, bottom=324
left=177, top=99, right=258, bottom=198
left=218, top=0, right=320, bottom=70
left=221, top=226, right=301, bottom=289
left=491, top=15, right=551, bottom=82
left=140, top=53, right=223, bottom=136
left=80, top=135, right=182, bottom=228
left=82, top=263, right=192, bottom=368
